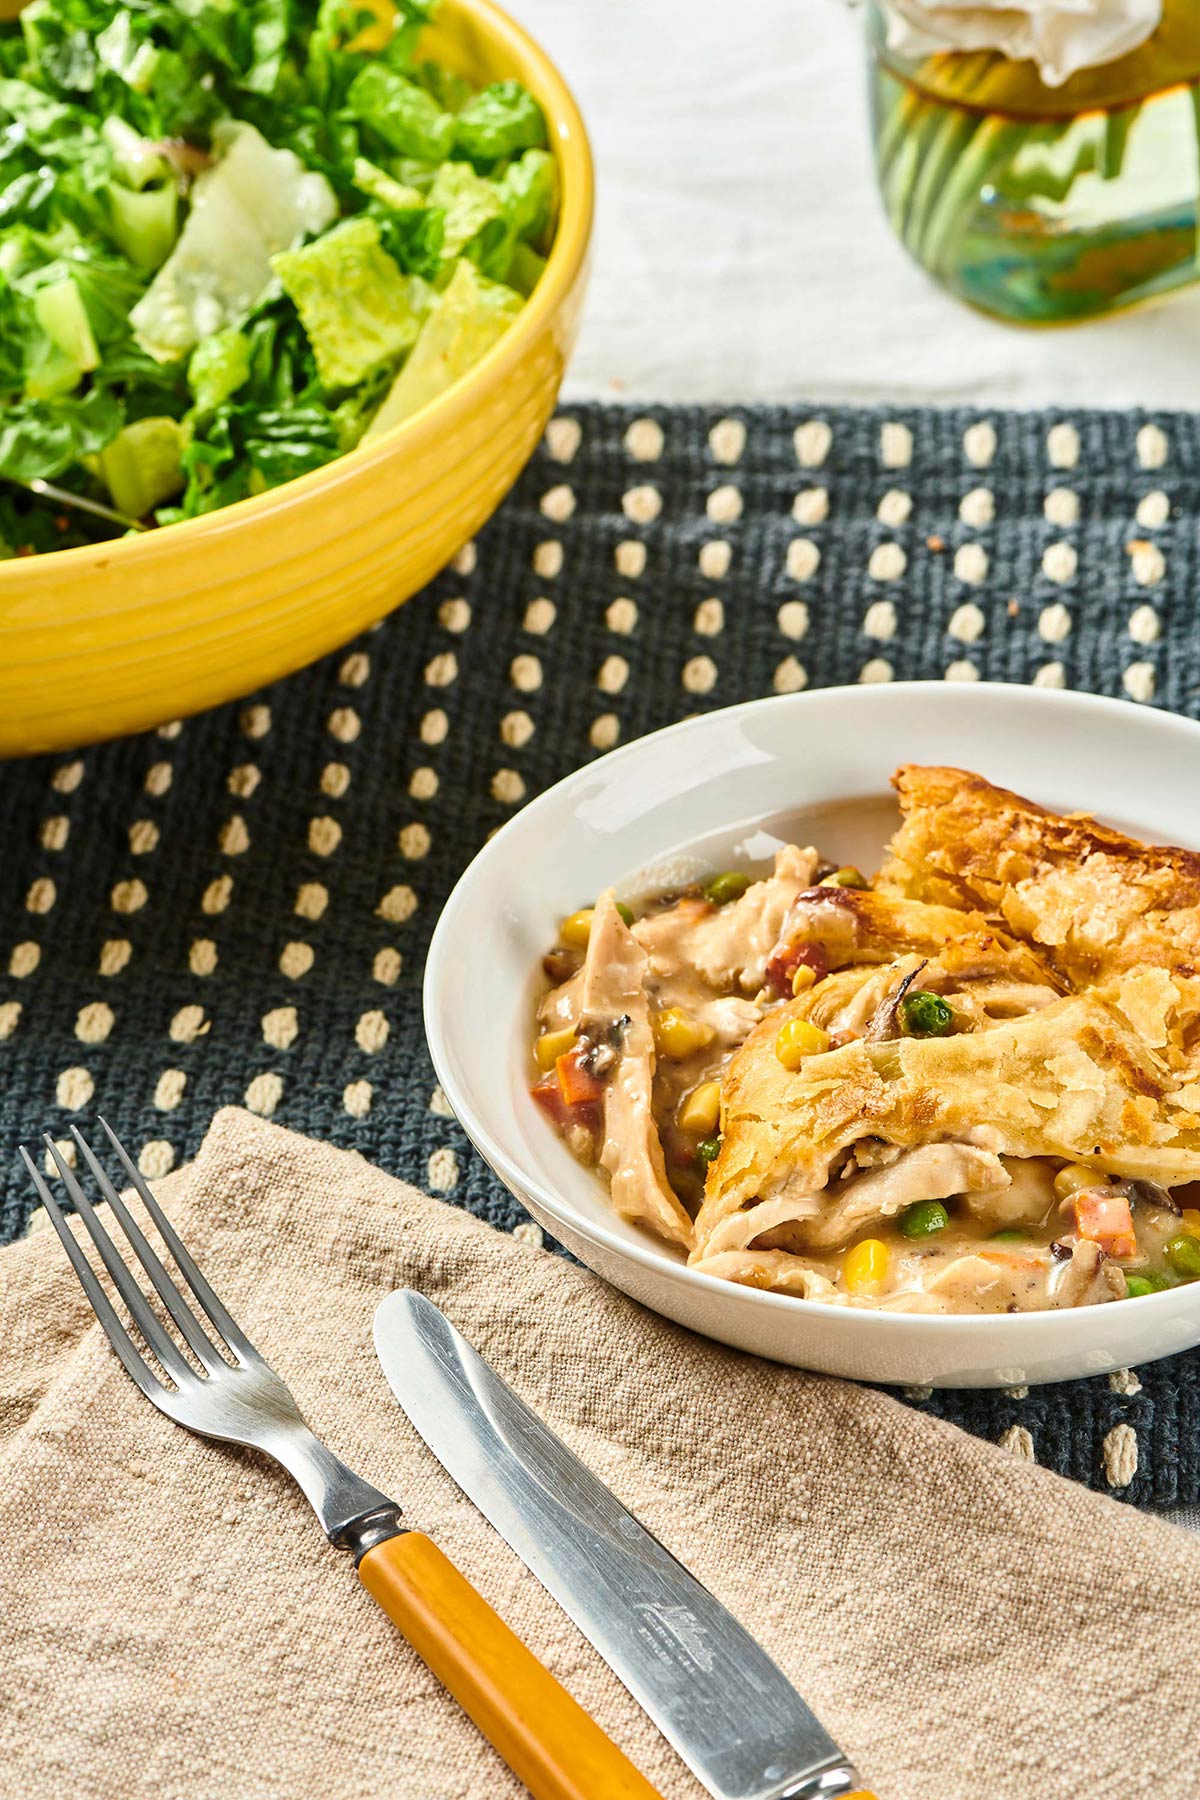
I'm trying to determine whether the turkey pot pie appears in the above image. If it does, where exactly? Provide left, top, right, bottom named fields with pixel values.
left=531, top=767, right=1200, bottom=1314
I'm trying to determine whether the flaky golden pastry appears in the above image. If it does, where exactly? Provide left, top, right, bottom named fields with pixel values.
left=693, top=990, right=1200, bottom=1264
left=881, top=765, right=1200, bottom=982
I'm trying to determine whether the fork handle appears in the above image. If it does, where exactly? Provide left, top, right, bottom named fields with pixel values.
left=358, top=1530, right=662, bottom=1799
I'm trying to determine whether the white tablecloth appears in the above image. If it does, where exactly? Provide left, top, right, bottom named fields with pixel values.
left=517, top=0, right=1200, bottom=411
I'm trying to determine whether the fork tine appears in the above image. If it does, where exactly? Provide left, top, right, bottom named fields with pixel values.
left=20, top=1147, right=166, bottom=1402
left=44, top=1136, right=193, bottom=1385
left=97, top=1117, right=258, bottom=1362
left=70, top=1128, right=228, bottom=1373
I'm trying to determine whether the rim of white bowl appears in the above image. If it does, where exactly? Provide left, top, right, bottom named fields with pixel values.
left=425, top=681, right=1200, bottom=1335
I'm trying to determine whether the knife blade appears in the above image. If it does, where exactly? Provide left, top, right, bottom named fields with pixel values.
left=374, top=1290, right=874, bottom=1800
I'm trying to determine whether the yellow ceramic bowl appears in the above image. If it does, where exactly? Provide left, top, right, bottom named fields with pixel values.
left=0, top=0, right=592, bottom=757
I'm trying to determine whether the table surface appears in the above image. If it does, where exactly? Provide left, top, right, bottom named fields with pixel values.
left=518, top=0, right=1200, bottom=413
left=513, top=3, right=1200, bottom=1530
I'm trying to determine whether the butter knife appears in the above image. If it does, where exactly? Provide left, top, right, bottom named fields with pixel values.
left=374, top=1290, right=876, bottom=1800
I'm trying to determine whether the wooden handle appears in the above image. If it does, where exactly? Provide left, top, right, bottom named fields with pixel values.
left=359, top=1531, right=663, bottom=1800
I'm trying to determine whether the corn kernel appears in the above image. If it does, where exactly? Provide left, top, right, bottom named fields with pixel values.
left=1053, top=1163, right=1102, bottom=1202
left=1182, top=1208, right=1200, bottom=1236
left=775, top=1016, right=830, bottom=1070
left=535, top=1026, right=578, bottom=1071
left=559, top=908, right=594, bottom=948
left=653, top=1006, right=716, bottom=1058
left=678, top=1079, right=722, bottom=1136
left=791, top=964, right=816, bottom=995
left=844, top=1237, right=889, bottom=1293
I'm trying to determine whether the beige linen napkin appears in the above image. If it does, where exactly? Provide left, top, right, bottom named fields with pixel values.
left=3, top=1108, right=1199, bottom=1800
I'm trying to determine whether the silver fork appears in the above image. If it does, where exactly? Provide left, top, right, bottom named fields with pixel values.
left=24, top=1120, right=663, bottom=1800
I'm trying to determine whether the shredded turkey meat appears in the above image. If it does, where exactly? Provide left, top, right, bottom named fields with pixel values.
left=532, top=799, right=1200, bottom=1315
left=578, top=893, right=692, bottom=1249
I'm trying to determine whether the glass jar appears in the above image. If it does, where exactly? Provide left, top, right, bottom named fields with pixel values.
left=867, top=1, right=1200, bottom=323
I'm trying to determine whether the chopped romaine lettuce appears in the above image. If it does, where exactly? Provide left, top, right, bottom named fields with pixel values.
left=428, top=160, right=504, bottom=260
left=34, top=276, right=99, bottom=373
left=96, top=414, right=185, bottom=516
left=0, top=386, right=122, bottom=482
left=499, top=148, right=558, bottom=250
left=352, top=155, right=426, bottom=212
left=271, top=216, right=422, bottom=389
left=366, top=257, right=521, bottom=437
left=345, top=62, right=455, bottom=161
left=188, top=328, right=251, bottom=415
left=453, top=80, right=547, bottom=164
left=0, top=0, right=555, bottom=542
left=108, top=180, right=178, bottom=274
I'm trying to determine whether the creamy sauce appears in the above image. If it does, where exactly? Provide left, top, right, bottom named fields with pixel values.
left=532, top=850, right=1199, bottom=1314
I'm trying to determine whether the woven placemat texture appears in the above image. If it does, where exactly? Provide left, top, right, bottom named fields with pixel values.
left=3, top=401, right=1200, bottom=1506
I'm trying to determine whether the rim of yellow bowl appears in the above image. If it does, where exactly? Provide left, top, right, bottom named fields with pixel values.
left=0, top=0, right=593, bottom=584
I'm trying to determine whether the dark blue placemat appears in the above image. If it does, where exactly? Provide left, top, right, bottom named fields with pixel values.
left=4, top=401, right=1200, bottom=1506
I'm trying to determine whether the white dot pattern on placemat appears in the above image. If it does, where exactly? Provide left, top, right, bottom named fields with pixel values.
left=624, top=417, right=664, bottom=462
left=963, top=421, right=996, bottom=468
left=1136, top=490, right=1169, bottom=528
left=778, top=601, right=808, bottom=641
left=953, top=544, right=988, bottom=585
left=794, top=419, right=831, bottom=467
left=1042, top=542, right=1077, bottom=584
left=793, top=488, right=828, bottom=526
left=880, top=421, right=912, bottom=469
left=997, top=1425, right=1035, bottom=1461
left=1102, top=1423, right=1138, bottom=1488
left=615, top=540, right=646, bottom=578
left=523, top=597, right=556, bottom=635
left=1, top=401, right=1192, bottom=1506
left=623, top=484, right=661, bottom=524
left=706, top=484, right=742, bottom=524
left=544, top=417, right=580, bottom=463
left=958, top=487, right=994, bottom=527
left=773, top=657, right=807, bottom=694
left=948, top=603, right=985, bottom=643
left=877, top=489, right=911, bottom=527
left=863, top=600, right=897, bottom=641
left=1044, top=487, right=1079, bottom=527
left=1128, top=540, right=1165, bottom=586
left=868, top=543, right=905, bottom=582
left=709, top=417, right=745, bottom=465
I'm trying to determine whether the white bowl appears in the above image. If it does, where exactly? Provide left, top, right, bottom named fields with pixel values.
left=424, top=683, right=1200, bottom=1386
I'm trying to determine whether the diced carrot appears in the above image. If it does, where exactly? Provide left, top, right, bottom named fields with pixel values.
left=1072, top=1190, right=1137, bottom=1260
left=531, top=1071, right=567, bottom=1122
left=531, top=1072, right=602, bottom=1142
left=556, top=1046, right=606, bottom=1108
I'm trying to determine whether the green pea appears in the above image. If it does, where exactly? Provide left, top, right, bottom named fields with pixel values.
left=696, top=1136, right=722, bottom=1164
left=616, top=901, right=634, bottom=927
left=898, top=990, right=955, bottom=1038
left=818, top=867, right=868, bottom=889
left=1165, top=1234, right=1200, bottom=1279
left=703, top=871, right=750, bottom=906
left=1124, top=1272, right=1170, bottom=1298
left=990, top=1228, right=1027, bottom=1243
left=899, top=1200, right=949, bottom=1239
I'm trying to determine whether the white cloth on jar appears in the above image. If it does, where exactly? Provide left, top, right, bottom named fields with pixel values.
left=881, top=0, right=1161, bottom=86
